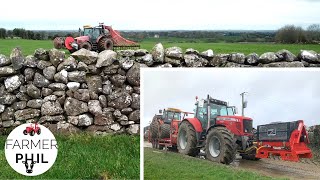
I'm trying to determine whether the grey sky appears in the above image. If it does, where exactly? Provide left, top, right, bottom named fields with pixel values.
left=142, top=69, right=320, bottom=128
left=0, top=0, right=319, bottom=30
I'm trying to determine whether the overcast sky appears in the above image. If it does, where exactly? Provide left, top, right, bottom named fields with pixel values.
left=0, top=0, right=319, bottom=30
left=142, top=69, right=320, bottom=128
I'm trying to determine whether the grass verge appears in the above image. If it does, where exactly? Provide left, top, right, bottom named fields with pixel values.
left=0, top=134, right=140, bottom=179
left=144, top=147, right=278, bottom=180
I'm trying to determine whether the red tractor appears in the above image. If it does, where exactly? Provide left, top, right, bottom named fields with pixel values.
left=53, top=23, right=140, bottom=53
left=23, top=123, right=41, bottom=136
left=149, top=95, right=312, bottom=164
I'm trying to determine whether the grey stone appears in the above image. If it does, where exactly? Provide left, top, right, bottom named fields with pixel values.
left=24, top=55, right=38, bottom=67
left=136, top=54, right=153, bottom=66
left=245, top=53, right=259, bottom=65
left=156, top=63, right=173, bottom=68
left=298, top=50, right=319, bottom=63
left=4, top=75, right=21, bottom=92
left=78, top=113, right=93, bottom=126
left=259, top=52, right=278, bottom=64
left=86, top=75, right=102, bottom=93
left=64, top=97, right=88, bottom=116
left=102, top=64, right=119, bottom=75
left=48, top=83, right=66, bottom=91
left=27, top=84, right=41, bottom=98
left=37, top=60, right=52, bottom=70
left=24, top=68, right=35, bottom=81
left=27, top=99, right=43, bottom=109
left=110, top=123, right=121, bottom=131
left=102, top=84, right=112, bottom=95
left=57, top=56, right=78, bottom=72
left=0, top=104, right=5, bottom=113
left=41, top=100, right=63, bottom=116
left=261, top=61, right=304, bottom=67
left=127, top=124, right=139, bottom=135
left=126, top=63, right=142, bottom=86
left=229, top=53, right=245, bottom=64
left=210, top=54, right=229, bottom=67
left=164, top=57, right=183, bottom=66
left=68, top=71, right=86, bottom=82
left=0, top=94, right=16, bottom=105
left=39, top=115, right=65, bottom=123
left=108, top=90, right=132, bottom=109
left=77, top=61, right=89, bottom=72
left=113, top=109, right=122, bottom=118
left=71, top=48, right=98, bottom=65
left=74, top=89, right=90, bottom=102
left=33, top=73, right=50, bottom=88
left=165, top=47, right=183, bottom=59
left=134, top=49, right=148, bottom=56
left=10, top=47, right=25, bottom=70
left=12, top=101, right=27, bottom=110
left=99, top=95, right=107, bottom=108
left=129, top=110, right=140, bottom=122
left=275, top=49, right=296, bottom=62
left=34, top=48, right=49, bottom=60
left=14, top=108, right=40, bottom=120
left=88, top=100, right=102, bottom=116
left=119, top=59, right=134, bottom=70
left=43, top=66, right=56, bottom=80
left=0, top=66, right=16, bottom=77
left=42, top=88, right=53, bottom=96
left=43, top=95, right=57, bottom=102
left=94, top=111, right=114, bottom=125
left=185, top=48, right=199, bottom=55
left=110, top=74, right=126, bottom=87
left=54, top=70, right=68, bottom=84
left=67, top=82, right=80, bottom=91
left=131, top=93, right=140, bottom=109
left=2, top=120, right=14, bottom=127
left=96, top=50, right=117, bottom=68
left=200, top=49, right=214, bottom=59
left=0, top=54, right=11, bottom=67
left=49, top=48, right=65, bottom=67
left=117, top=49, right=135, bottom=57
left=121, top=108, right=133, bottom=115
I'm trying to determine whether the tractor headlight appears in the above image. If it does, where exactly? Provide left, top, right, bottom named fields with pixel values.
left=71, top=42, right=79, bottom=50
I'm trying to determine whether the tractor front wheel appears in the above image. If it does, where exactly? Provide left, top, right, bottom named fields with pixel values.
left=177, top=121, right=199, bottom=156
left=23, top=130, right=27, bottom=135
left=30, top=130, right=35, bottom=136
left=98, top=38, right=113, bottom=51
left=37, top=129, right=41, bottom=135
left=79, top=42, right=92, bottom=51
left=205, top=127, right=236, bottom=164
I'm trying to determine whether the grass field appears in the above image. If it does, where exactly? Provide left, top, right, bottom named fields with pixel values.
left=0, top=134, right=140, bottom=179
left=0, top=39, right=319, bottom=57
left=144, top=148, right=280, bottom=180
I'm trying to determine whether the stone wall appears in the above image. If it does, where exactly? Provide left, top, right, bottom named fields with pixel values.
left=0, top=43, right=319, bottom=135
left=0, top=48, right=140, bottom=135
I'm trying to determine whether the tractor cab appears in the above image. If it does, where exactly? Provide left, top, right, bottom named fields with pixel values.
left=160, top=108, right=182, bottom=124
left=195, top=95, right=253, bottom=137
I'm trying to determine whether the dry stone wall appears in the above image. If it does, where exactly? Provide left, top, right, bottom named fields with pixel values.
left=0, top=43, right=320, bottom=135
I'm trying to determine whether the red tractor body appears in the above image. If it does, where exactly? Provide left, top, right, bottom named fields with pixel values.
left=23, top=123, right=41, bottom=136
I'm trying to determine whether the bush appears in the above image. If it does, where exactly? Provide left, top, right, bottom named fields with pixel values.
left=275, top=25, right=307, bottom=43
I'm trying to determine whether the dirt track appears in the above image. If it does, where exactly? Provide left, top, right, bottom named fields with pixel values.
left=144, top=142, right=320, bottom=179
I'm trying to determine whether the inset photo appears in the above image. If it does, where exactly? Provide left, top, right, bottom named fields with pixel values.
left=142, top=68, right=320, bottom=180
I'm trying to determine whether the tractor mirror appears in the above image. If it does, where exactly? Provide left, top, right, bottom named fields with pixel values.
left=159, top=109, right=162, bottom=114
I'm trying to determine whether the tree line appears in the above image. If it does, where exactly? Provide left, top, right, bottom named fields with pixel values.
left=275, top=24, right=320, bottom=44
left=0, top=28, right=76, bottom=40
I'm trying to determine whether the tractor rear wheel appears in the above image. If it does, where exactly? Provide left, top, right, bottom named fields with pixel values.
left=37, top=129, right=41, bottom=135
left=159, top=124, right=170, bottom=138
left=23, top=130, right=27, bottom=135
left=205, top=127, right=236, bottom=164
left=150, top=115, right=160, bottom=138
left=98, top=37, right=113, bottom=51
left=79, top=42, right=92, bottom=51
left=177, top=121, right=199, bottom=156
left=30, top=130, right=35, bottom=136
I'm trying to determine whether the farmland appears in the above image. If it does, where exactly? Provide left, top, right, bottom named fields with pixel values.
left=0, top=134, right=140, bottom=179
left=0, top=39, right=319, bottom=56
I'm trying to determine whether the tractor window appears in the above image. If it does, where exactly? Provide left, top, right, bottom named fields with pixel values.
left=83, top=28, right=93, bottom=36
left=173, top=113, right=181, bottom=120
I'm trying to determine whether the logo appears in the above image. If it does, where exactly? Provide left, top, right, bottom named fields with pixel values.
left=4, top=123, right=58, bottom=176
left=267, top=128, right=276, bottom=136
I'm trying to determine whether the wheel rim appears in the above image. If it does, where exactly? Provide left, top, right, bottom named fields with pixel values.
left=209, top=136, right=221, bottom=158
left=179, top=129, right=187, bottom=150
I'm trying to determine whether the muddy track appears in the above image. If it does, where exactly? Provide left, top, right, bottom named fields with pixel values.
left=144, top=141, right=320, bottom=179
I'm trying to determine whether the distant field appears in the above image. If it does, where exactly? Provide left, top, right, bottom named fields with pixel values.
left=0, top=39, right=319, bottom=56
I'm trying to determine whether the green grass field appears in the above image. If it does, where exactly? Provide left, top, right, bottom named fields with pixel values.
left=0, top=39, right=319, bottom=56
left=0, top=134, right=140, bottom=179
left=144, top=148, right=281, bottom=180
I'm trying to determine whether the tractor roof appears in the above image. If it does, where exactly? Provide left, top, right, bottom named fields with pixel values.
left=167, top=108, right=182, bottom=112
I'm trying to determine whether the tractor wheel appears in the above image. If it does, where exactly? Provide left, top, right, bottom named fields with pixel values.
left=241, top=154, right=260, bottom=161
left=79, top=42, right=92, bottom=51
left=30, top=130, right=35, bottom=136
left=23, top=130, right=27, bottom=135
left=150, top=115, right=160, bottom=138
left=205, top=127, right=236, bottom=165
left=37, top=129, right=41, bottom=135
left=177, top=121, right=199, bottom=156
left=98, top=37, right=113, bottom=51
left=159, top=124, right=170, bottom=139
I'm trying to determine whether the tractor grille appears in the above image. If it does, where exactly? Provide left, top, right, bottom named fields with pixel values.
left=257, top=121, right=299, bottom=142
left=243, top=119, right=253, bottom=133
